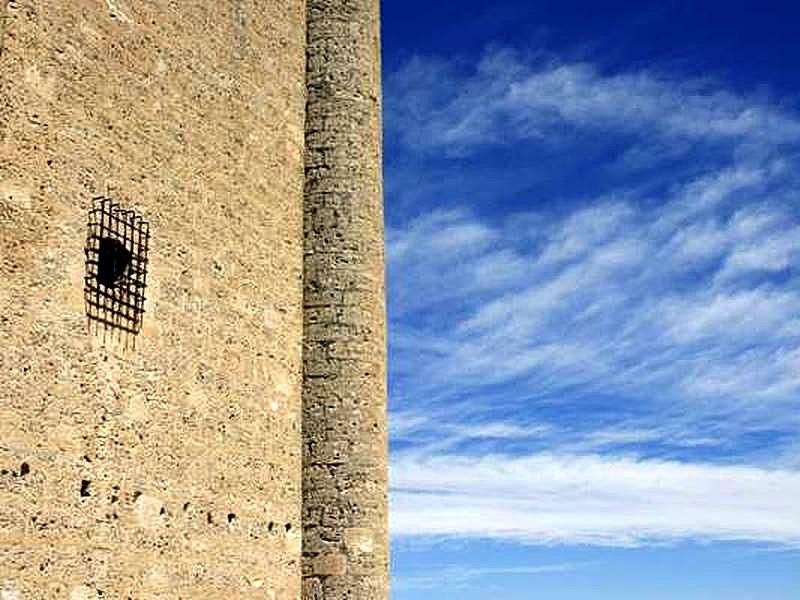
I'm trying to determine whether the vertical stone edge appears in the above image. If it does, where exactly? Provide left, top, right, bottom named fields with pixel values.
left=301, top=0, right=388, bottom=599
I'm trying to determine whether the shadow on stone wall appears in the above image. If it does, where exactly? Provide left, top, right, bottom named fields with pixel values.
left=83, top=196, right=149, bottom=349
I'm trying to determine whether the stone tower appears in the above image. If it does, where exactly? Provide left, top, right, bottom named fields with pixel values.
left=302, top=0, right=388, bottom=599
left=0, top=1, right=388, bottom=598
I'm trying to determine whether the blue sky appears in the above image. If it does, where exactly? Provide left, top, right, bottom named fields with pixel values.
left=381, top=2, right=800, bottom=598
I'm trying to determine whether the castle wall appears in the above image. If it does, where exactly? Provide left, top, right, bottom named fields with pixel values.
left=302, top=1, right=389, bottom=598
left=0, top=2, right=306, bottom=598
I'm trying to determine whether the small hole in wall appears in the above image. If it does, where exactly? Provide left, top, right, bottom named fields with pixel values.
left=227, top=513, right=236, bottom=524
left=206, top=512, right=213, bottom=525
left=183, top=502, right=190, bottom=512
left=19, top=462, right=30, bottom=477
left=159, top=506, right=166, bottom=516
left=268, top=521, right=275, bottom=533
left=285, top=523, right=292, bottom=533
left=80, top=480, right=91, bottom=497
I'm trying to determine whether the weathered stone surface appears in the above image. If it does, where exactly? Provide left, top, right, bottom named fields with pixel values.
left=0, top=1, right=306, bottom=597
left=302, top=0, right=389, bottom=598
left=1, top=1, right=389, bottom=598
left=310, top=552, right=347, bottom=576
left=344, top=527, right=375, bottom=555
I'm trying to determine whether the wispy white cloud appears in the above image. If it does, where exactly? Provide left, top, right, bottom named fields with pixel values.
left=386, top=49, right=800, bottom=156
left=391, top=405, right=732, bottom=455
left=390, top=193, right=800, bottom=410
left=386, top=47, right=800, bottom=550
left=716, top=227, right=800, bottom=281
left=391, top=452, right=800, bottom=547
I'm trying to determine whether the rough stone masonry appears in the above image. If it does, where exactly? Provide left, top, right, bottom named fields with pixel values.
left=0, top=1, right=388, bottom=598
left=302, top=0, right=388, bottom=598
